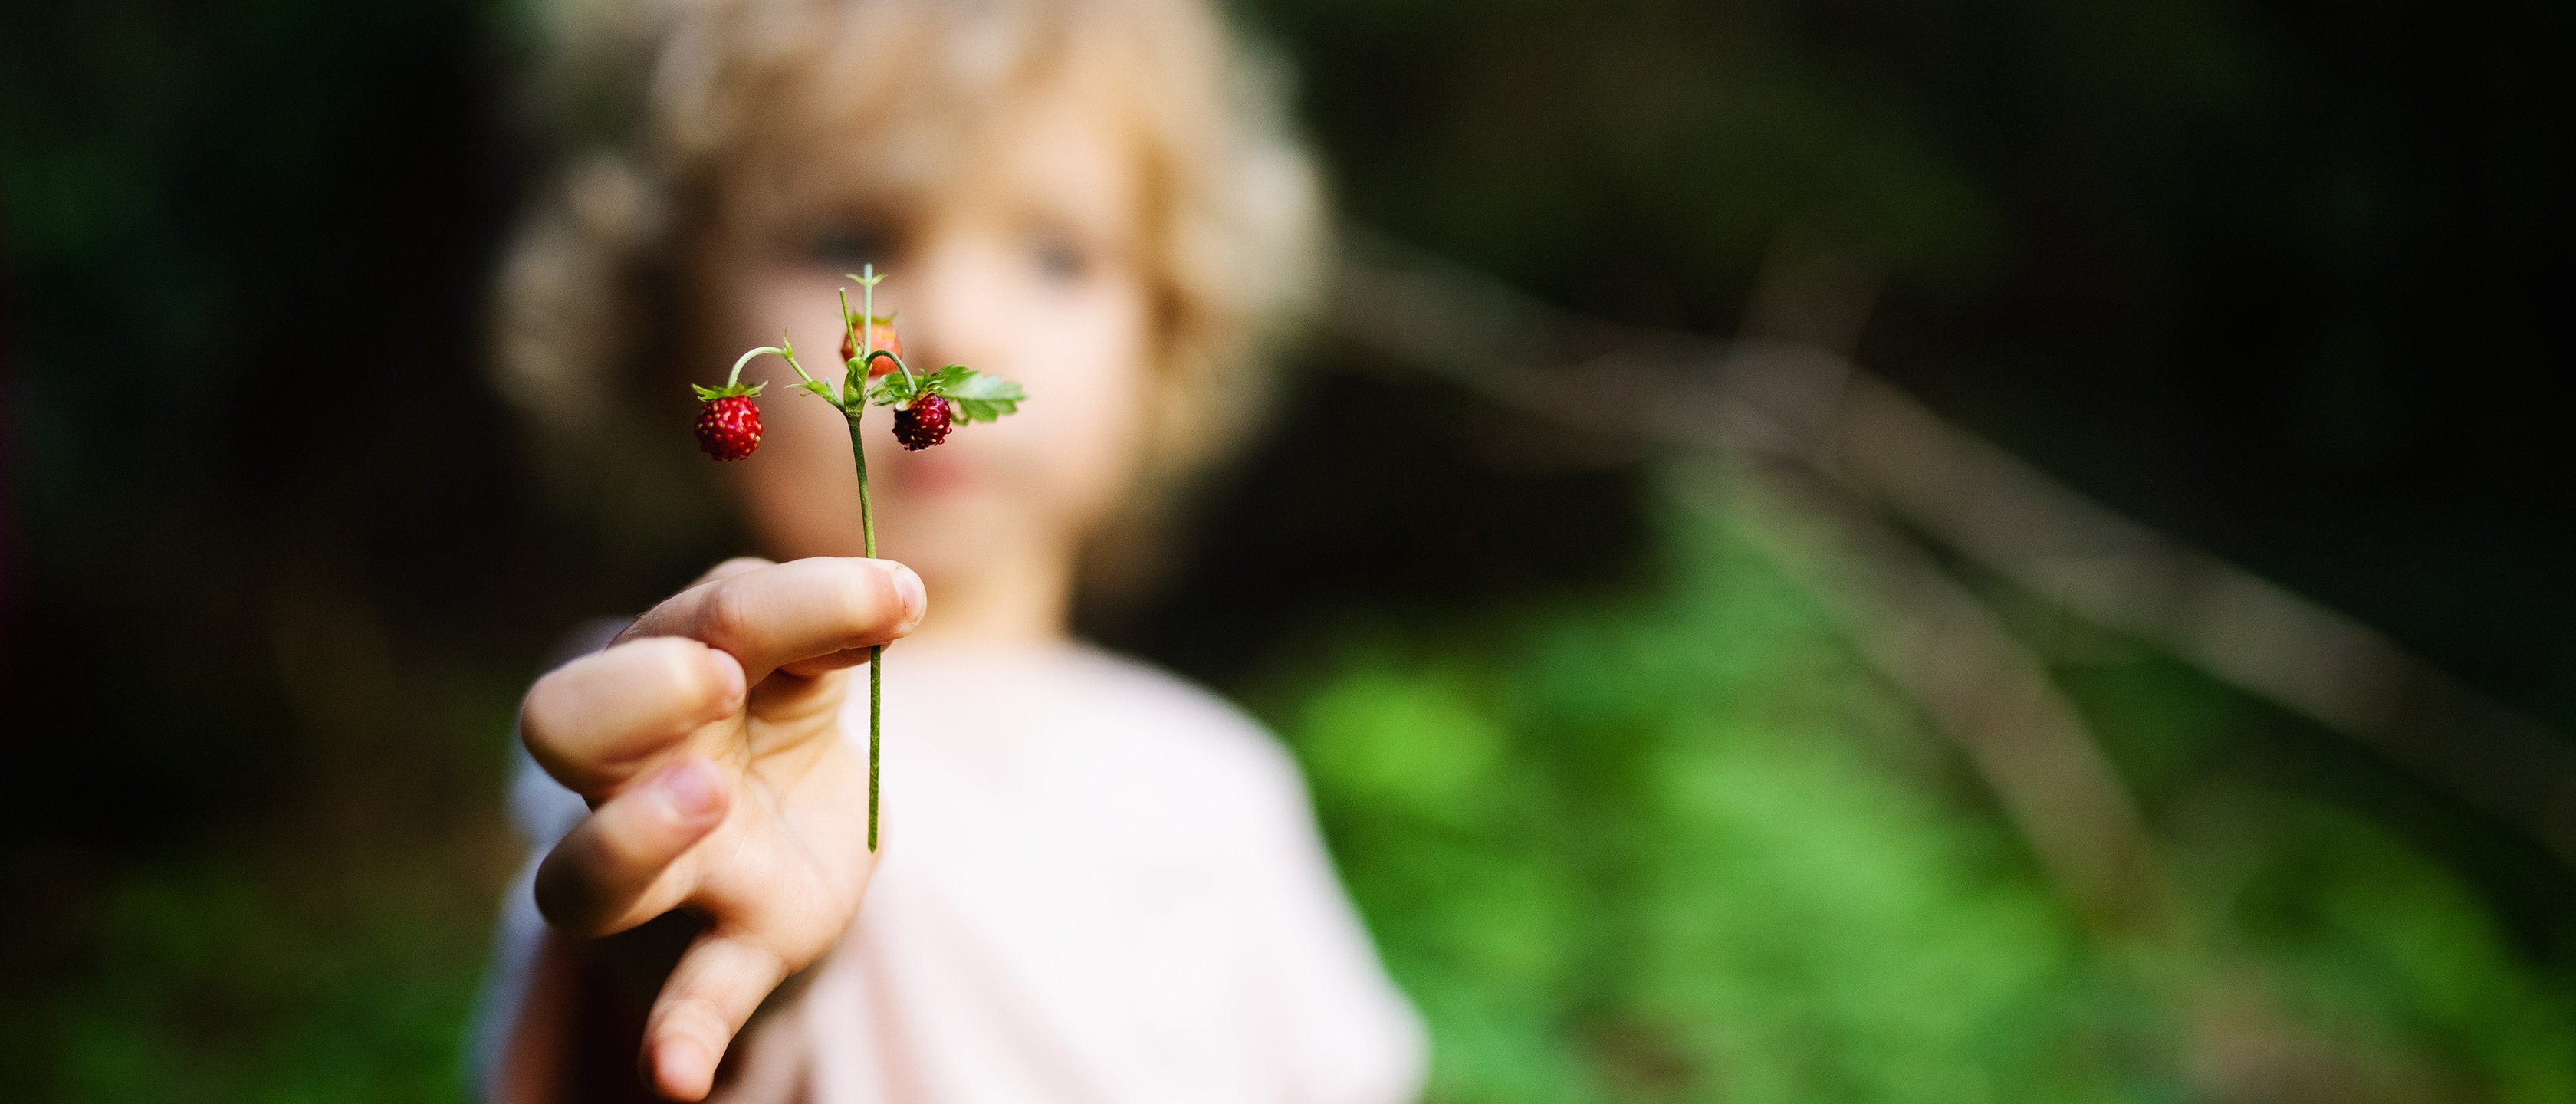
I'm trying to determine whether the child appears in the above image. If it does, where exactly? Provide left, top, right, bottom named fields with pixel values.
left=468, top=0, right=1426, bottom=1099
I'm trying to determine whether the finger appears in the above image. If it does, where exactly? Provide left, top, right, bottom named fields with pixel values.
left=642, top=931, right=793, bottom=1101
left=521, top=637, right=746, bottom=794
left=533, top=757, right=731, bottom=937
left=624, top=557, right=926, bottom=683
left=601, top=557, right=771, bottom=650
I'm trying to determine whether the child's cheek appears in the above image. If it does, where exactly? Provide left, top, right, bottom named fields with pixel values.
left=1004, top=337, right=1147, bottom=513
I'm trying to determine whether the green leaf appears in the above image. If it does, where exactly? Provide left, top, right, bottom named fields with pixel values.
left=856, top=363, right=1025, bottom=419
left=914, top=368, right=1024, bottom=422
left=951, top=396, right=1021, bottom=423
left=939, top=371, right=1026, bottom=402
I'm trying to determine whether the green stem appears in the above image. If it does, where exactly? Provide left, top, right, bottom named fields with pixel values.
left=863, top=349, right=918, bottom=390
left=733, top=343, right=795, bottom=388
left=833, top=264, right=892, bottom=853
left=754, top=341, right=821, bottom=391
left=847, top=409, right=880, bottom=853
left=867, top=648, right=881, bottom=853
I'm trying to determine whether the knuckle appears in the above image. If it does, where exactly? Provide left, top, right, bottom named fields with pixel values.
left=593, top=809, right=669, bottom=869
left=662, top=994, right=732, bottom=1043
left=695, top=579, right=759, bottom=649
left=636, top=638, right=719, bottom=705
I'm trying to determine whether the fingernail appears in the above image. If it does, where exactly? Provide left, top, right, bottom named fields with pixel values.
left=709, top=649, right=747, bottom=711
left=652, top=759, right=724, bottom=823
left=880, top=561, right=928, bottom=629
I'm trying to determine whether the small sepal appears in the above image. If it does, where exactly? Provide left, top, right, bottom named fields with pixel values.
left=691, top=380, right=767, bottom=401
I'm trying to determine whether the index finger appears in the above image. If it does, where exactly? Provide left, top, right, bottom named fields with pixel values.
left=619, top=557, right=926, bottom=683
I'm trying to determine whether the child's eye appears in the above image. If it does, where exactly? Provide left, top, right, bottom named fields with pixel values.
left=805, top=223, right=896, bottom=268
left=1032, top=233, right=1088, bottom=284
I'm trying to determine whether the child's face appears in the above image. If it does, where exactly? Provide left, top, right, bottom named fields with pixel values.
left=696, top=87, right=1153, bottom=616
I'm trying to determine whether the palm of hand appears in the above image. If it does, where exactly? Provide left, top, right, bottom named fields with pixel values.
left=679, top=669, right=877, bottom=981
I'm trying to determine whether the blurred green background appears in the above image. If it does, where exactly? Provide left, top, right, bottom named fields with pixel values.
left=6, top=0, right=2576, bottom=1100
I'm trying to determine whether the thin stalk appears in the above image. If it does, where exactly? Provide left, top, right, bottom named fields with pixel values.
left=853, top=262, right=884, bottom=853
left=848, top=410, right=879, bottom=853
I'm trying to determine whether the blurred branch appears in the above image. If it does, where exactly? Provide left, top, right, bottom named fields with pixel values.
left=1328, top=227, right=2174, bottom=934
left=1691, top=452, right=2177, bottom=935
left=1700, top=242, right=2170, bottom=936
left=1324, top=225, right=2576, bottom=872
left=1828, top=373, right=2576, bottom=868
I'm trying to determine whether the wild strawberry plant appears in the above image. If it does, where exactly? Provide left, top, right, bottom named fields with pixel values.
left=691, top=264, right=1026, bottom=850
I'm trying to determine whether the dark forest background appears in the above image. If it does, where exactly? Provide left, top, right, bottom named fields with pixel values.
left=5, top=0, right=2574, bottom=1099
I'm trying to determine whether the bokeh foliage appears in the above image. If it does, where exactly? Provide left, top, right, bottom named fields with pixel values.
left=1266, top=486, right=2576, bottom=1101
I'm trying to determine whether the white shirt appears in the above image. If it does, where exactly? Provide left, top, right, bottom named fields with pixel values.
left=472, top=640, right=1425, bottom=1103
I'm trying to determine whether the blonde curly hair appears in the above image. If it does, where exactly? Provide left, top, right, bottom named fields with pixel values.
left=490, top=0, right=1325, bottom=570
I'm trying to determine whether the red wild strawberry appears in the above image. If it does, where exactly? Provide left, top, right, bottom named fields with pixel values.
left=841, top=317, right=904, bottom=376
left=893, top=393, right=953, bottom=450
left=695, top=393, right=764, bottom=461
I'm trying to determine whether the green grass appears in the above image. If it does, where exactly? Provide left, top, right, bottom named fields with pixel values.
left=7, top=830, right=513, bottom=1103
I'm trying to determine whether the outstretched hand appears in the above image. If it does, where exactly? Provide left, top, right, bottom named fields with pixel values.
left=519, top=556, right=924, bottom=1099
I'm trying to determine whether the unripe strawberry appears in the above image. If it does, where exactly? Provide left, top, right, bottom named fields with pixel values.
left=695, top=393, right=763, bottom=461
left=841, top=317, right=904, bottom=376
left=893, top=393, right=953, bottom=450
